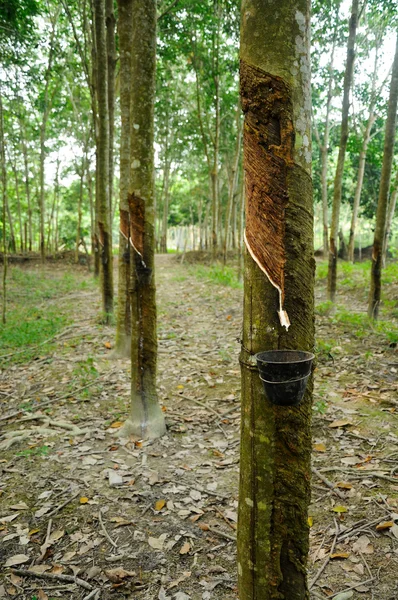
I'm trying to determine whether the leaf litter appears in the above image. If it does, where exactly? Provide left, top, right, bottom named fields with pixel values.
left=0, top=256, right=398, bottom=598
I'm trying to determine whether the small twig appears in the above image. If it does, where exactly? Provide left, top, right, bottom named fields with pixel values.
left=338, top=514, right=391, bottom=541
left=82, top=587, right=101, bottom=600
left=10, top=568, right=93, bottom=591
left=207, top=526, right=236, bottom=542
left=309, top=522, right=338, bottom=589
left=37, top=518, right=53, bottom=563
left=311, top=466, right=345, bottom=499
left=359, top=550, right=373, bottom=579
left=141, top=502, right=152, bottom=516
left=45, top=490, right=80, bottom=519
left=213, top=506, right=236, bottom=531
left=98, top=509, right=117, bottom=548
left=330, top=577, right=375, bottom=598
left=177, top=394, right=222, bottom=420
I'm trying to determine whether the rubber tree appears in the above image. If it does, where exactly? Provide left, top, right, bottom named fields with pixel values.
left=368, top=31, right=398, bottom=320
left=114, top=0, right=133, bottom=357
left=93, top=0, right=114, bottom=320
left=238, top=1, right=314, bottom=599
left=327, top=0, right=358, bottom=302
left=0, top=91, right=7, bottom=324
left=121, top=0, right=165, bottom=440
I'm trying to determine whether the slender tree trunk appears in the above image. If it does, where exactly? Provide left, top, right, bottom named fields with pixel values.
left=238, top=1, right=314, bottom=598
left=368, top=32, right=398, bottom=319
left=319, top=38, right=336, bottom=257
left=122, top=0, right=165, bottom=440
left=382, top=177, right=398, bottom=264
left=47, top=157, right=59, bottom=254
left=94, top=0, right=114, bottom=320
left=106, top=0, right=116, bottom=223
left=115, top=0, right=133, bottom=357
left=91, top=0, right=101, bottom=278
left=20, top=131, right=32, bottom=252
left=223, top=113, right=242, bottom=264
left=12, top=159, right=24, bottom=252
left=327, top=0, right=358, bottom=302
left=160, top=163, right=170, bottom=253
left=75, top=157, right=85, bottom=264
left=0, top=92, right=7, bottom=324
left=348, top=50, right=379, bottom=262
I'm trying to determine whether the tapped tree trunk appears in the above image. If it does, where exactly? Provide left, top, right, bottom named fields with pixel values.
left=368, top=32, right=398, bottom=320
left=94, top=0, right=114, bottom=320
left=121, top=0, right=165, bottom=440
left=115, top=0, right=133, bottom=357
left=327, top=0, right=358, bottom=302
left=238, top=1, right=314, bottom=599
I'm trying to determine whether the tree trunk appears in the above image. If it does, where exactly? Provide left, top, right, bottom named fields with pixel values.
left=223, top=112, right=242, bottom=264
left=368, top=32, right=398, bottom=319
left=122, top=0, right=165, bottom=440
left=11, top=158, right=24, bottom=252
left=106, top=0, right=116, bottom=222
left=160, top=149, right=171, bottom=254
left=327, top=0, right=358, bottom=302
left=75, top=157, right=85, bottom=264
left=347, top=49, right=379, bottom=262
left=382, top=175, right=398, bottom=264
left=115, top=0, right=133, bottom=357
left=0, top=93, right=7, bottom=324
left=319, top=38, right=336, bottom=258
left=94, top=0, right=114, bottom=320
left=238, top=1, right=314, bottom=598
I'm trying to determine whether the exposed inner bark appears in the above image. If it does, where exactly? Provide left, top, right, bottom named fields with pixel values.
left=241, top=61, right=293, bottom=328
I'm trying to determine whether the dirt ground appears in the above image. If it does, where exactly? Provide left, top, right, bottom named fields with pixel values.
left=1, top=254, right=398, bottom=600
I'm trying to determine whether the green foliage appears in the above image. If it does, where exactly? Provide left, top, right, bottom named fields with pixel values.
left=17, top=445, right=51, bottom=458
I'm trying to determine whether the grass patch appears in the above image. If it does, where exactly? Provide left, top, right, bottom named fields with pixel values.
left=188, top=264, right=242, bottom=288
left=0, top=266, right=94, bottom=363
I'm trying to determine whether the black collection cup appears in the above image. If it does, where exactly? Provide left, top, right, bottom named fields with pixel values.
left=255, top=350, right=314, bottom=407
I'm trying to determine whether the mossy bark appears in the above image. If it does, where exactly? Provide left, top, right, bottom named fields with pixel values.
left=238, top=2, right=314, bottom=598
left=368, top=32, right=398, bottom=320
left=115, top=0, right=132, bottom=357
left=122, top=0, right=165, bottom=440
left=327, top=0, right=358, bottom=301
left=93, top=0, right=114, bottom=319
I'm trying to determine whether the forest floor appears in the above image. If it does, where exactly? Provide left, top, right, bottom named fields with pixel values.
left=0, top=253, right=398, bottom=600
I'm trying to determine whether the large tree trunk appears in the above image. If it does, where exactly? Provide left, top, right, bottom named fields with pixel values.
left=93, top=0, right=114, bottom=320
left=368, top=32, right=398, bottom=319
left=327, top=0, right=358, bottom=302
left=20, top=127, right=32, bottom=252
left=238, top=1, right=314, bottom=598
left=106, top=0, right=116, bottom=225
left=121, top=0, right=165, bottom=440
left=115, top=0, right=133, bottom=357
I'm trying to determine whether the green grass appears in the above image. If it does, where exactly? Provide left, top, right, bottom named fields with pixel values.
left=0, top=266, right=94, bottom=364
left=188, top=264, right=243, bottom=288
left=331, top=308, right=398, bottom=343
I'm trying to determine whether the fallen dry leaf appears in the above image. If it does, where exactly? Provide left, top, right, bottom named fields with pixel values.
left=148, top=533, right=168, bottom=550
left=332, top=506, right=348, bottom=513
left=314, top=443, right=326, bottom=452
left=179, top=541, right=191, bottom=555
left=375, top=521, right=394, bottom=531
left=105, top=567, right=136, bottom=583
left=336, top=482, right=353, bottom=490
left=330, top=552, right=350, bottom=559
left=110, top=421, right=123, bottom=428
left=352, top=535, right=374, bottom=554
left=155, top=499, right=166, bottom=511
left=80, top=497, right=89, bottom=504
left=329, top=420, right=352, bottom=428
left=4, top=554, right=30, bottom=567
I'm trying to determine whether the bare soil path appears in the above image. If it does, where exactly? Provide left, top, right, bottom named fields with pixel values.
left=0, top=254, right=397, bottom=600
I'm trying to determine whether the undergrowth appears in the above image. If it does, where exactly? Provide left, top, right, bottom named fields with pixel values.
left=188, top=264, right=242, bottom=288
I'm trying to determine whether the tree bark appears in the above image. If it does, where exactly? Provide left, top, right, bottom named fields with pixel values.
left=115, top=0, right=133, bottom=357
left=122, top=0, right=165, bottom=440
left=106, top=0, right=116, bottom=222
left=238, top=1, right=314, bottom=598
left=20, top=124, right=32, bottom=252
left=327, top=0, right=358, bottom=302
left=0, top=92, right=7, bottom=324
left=319, top=37, right=336, bottom=258
left=93, top=0, right=114, bottom=320
left=368, top=32, right=398, bottom=319
left=382, top=174, right=398, bottom=264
